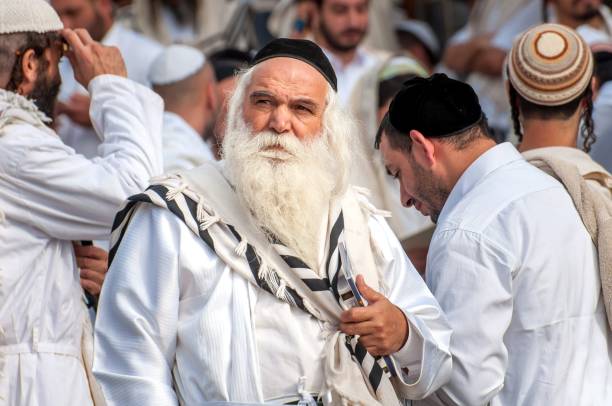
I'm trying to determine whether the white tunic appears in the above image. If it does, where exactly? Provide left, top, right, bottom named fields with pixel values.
left=57, top=23, right=164, bottom=159
left=162, top=112, right=215, bottom=173
left=421, top=143, right=612, bottom=405
left=323, top=47, right=382, bottom=107
left=93, top=203, right=453, bottom=404
left=0, top=75, right=164, bottom=405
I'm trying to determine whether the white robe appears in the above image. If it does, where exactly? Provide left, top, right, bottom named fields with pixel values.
left=0, top=75, right=163, bottom=405
left=162, top=112, right=215, bottom=173
left=93, top=199, right=453, bottom=404
left=57, top=23, right=164, bottom=159
left=420, top=143, right=612, bottom=405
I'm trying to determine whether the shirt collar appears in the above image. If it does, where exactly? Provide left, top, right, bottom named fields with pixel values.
left=437, top=142, right=524, bottom=225
left=322, top=46, right=368, bottom=71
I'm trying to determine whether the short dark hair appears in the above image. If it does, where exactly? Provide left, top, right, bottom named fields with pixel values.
left=0, top=31, right=60, bottom=91
left=377, top=73, right=417, bottom=109
left=508, top=79, right=596, bottom=152
left=375, top=111, right=492, bottom=152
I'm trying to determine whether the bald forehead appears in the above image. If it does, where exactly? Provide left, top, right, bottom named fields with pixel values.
left=247, top=57, right=329, bottom=102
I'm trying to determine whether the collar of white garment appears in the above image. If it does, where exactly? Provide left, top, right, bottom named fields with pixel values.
left=322, top=46, right=371, bottom=71
left=438, top=142, right=522, bottom=225
left=0, top=88, right=52, bottom=134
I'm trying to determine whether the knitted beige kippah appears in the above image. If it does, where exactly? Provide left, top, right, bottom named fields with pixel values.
left=0, top=0, right=63, bottom=35
left=508, top=23, right=593, bottom=106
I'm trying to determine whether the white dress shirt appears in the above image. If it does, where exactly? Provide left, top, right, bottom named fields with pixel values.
left=421, top=143, right=612, bottom=405
left=0, top=75, right=163, bottom=405
left=93, top=201, right=452, bottom=405
left=57, top=23, right=164, bottom=159
left=323, top=47, right=381, bottom=106
left=162, top=112, right=215, bottom=173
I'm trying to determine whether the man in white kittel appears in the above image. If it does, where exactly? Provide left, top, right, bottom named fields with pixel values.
left=0, top=0, right=163, bottom=405
left=149, top=45, right=218, bottom=173
left=93, top=38, right=453, bottom=405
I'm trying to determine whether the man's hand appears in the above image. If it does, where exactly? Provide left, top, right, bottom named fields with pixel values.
left=61, top=28, right=127, bottom=88
left=340, top=275, right=409, bottom=356
left=73, top=243, right=109, bottom=298
left=56, top=93, right=92, bottom=127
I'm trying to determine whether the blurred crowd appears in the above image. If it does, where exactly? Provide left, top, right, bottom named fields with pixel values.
left=49, top=0, right=611, bottom=267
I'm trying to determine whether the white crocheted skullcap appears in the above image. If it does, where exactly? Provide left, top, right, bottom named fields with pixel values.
left=508, top=23, right=593, bottom=106
left=0, top=0, right=63, bottom=34
left=149, top=45, right=207, bottom=86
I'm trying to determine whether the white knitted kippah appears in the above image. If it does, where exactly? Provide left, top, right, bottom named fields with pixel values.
left=149, top=45, right=206, bottom=86
left=0, top=0, right=63, bottom=34
left=508, top=23, right=593, bottom=106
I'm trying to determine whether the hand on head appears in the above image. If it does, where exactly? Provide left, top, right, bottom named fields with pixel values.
left=61, top=28, right=127, bottom=88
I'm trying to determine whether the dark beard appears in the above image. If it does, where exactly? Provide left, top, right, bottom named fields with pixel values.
left=575, top=7, right=601, bottom=23
left=29, top=70, right=62, bottom=122
left=409, top=157, right=449, bottom=224
left=87, top=10, right=109, bottom=42
left=319, top=19, right=365, bottom=53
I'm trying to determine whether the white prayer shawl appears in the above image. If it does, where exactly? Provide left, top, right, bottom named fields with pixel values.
left=0, top=90, right=51, bottom=223
left=108, top=162, right=449, bottom=405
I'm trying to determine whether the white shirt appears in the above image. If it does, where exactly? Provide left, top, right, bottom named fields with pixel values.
left=57, top=23, right=164, bottom=159
left=422, top=143, right=612, bottom=405
left=323, top=47, right=381, bottom=106
left=0, top=75, right=163, bottom=405
left=93, top=202, right=453, bottom=405
left=592, top=81, right=612, bottom=173
left=162, top=112, right=215, bottom=173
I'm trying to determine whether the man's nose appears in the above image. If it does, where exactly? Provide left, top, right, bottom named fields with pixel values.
left=400, top=187, right=412, bottom=208
left=268, top=106, right=292, bottom=134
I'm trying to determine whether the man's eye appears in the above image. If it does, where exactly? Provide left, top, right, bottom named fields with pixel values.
left=255, top=99, right=271, bottom=106
left=295, top=105, right=312, bottom=113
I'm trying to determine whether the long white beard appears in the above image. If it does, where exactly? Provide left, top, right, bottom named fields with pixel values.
left=223, top=117, right=340, bottom=271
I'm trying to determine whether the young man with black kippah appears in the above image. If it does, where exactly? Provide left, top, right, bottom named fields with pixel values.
left=377, top=72, right=612, bottom=405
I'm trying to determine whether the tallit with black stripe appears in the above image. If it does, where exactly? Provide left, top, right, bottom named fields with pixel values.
left=109, top=162, right=418, bottom=405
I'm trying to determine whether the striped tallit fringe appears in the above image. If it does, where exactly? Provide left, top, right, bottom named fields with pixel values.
left=109, top=176, right=403, bottom=404
left=110, top=179, right=311, bottom=313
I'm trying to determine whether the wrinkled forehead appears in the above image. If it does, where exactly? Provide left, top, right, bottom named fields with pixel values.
left=245, top=57, right=330, bottom=104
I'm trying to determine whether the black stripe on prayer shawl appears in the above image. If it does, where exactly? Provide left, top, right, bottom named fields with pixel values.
left=108, top=193, right=153, bottom=264
left=226, top=224, right=310, bottom=314
left=183, top=193, right=215, bottom=251
left=301, top=278, right=331, bottom=292
left=281, top=255, right=309, bottom=270
left=325, top=212, right=344, bottom=271
left=368, top=360, right=384, bottom=393
left=345, top=339, right=385, bottom=393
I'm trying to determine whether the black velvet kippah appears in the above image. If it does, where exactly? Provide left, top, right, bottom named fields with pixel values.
left=252, top=38, right=337, bottom=91
left=388, top=73, right=483, bottom=137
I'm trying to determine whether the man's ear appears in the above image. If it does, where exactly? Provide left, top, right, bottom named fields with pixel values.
left=409, top=129, right=436, bottom=168
left=17, top=49, right=41, bottom=96
left=205, top=80, right=220, bottom=116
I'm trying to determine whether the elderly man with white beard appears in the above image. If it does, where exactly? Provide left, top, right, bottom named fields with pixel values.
left=93, top=38, right=452, bottom=405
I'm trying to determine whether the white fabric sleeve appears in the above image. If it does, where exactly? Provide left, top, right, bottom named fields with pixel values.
left=0, top=75, right=163, bottom=240
left=425, top=228, right=514, bottom=405
left=93, top=205, right=180, bottom=406
left=368, top=215, right=453, bottom=399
